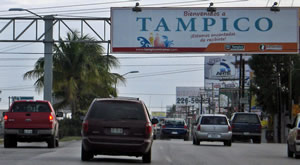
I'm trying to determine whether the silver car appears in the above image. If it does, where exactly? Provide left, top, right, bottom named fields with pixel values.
left=192, top=114, right=232, bottom=146
left=287, top=113, right=300, bottom=158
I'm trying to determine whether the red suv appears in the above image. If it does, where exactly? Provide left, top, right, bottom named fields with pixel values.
left=81, top=97, right=158, bottom=163
left=4, top=100, right=59, bottom=148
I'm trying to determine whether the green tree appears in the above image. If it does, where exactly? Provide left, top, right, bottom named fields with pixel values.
left=249, top=54, right=300, bottom=114
left=24, top=31, right=124, bottom=115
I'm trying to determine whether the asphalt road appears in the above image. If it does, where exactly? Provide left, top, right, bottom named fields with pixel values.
left=0, top=140, right=299, bottom=165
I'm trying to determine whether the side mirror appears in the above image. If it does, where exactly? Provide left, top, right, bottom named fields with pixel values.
left=152, top=118, right=159, bottom=125
left=56, top=112, right=63, bottom=118
left=2, top=112, right=5, bottom=117
left=286, top=124, right=293, bottom=129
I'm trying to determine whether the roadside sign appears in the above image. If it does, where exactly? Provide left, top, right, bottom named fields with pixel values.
left=11, top=96, right=34, bottom=102
left=240, top=97, right=248, bottom=104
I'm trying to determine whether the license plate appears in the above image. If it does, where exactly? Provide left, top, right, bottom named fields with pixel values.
left=171, top=132, right=178, bottom=135
left=244, top=132, right=250, bottom=135
left=24, top=129, right=33, bottom=134
left=111, top=128, right=123, bottom=134
left=208, top=134, right=221, bottom=138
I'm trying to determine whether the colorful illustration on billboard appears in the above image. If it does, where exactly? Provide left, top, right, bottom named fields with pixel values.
left=137, top=33, right=174, bottom=48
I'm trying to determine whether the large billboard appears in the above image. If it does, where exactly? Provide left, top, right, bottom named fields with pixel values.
left=111, top=7, right=299, bottom=54
left=204, top=56, right=251, bottom=89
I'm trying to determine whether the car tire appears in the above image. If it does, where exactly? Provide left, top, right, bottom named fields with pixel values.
left=4, top=135, right=17, bottom=148
left=295, top=154, right=300, bottom=159
left=47, top=135, right=56, bottom=148
left=142, top=148, right=151, bottom=163
left=287, top=144, right=293, bottom=158
left=184, top=135, right=189, bottom=141
left=253, top=137, right=261, bottom=144
left=56, top=139, right=59, bottom=147
left=195, top=138, right=200, bottom=145
left=81, top=144, right=93, bottom=161
left=193, top=137, right=196, bottom=145
left=224, top=140, right=232, bottom=146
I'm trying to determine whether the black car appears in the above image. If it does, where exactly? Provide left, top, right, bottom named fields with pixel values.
left=81, top=97, right=158, bottom=163
left=230, top=112, right=262, bottom=143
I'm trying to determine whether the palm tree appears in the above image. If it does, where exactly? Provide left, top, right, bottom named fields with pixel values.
left=24, top=31, right=124, bottom=115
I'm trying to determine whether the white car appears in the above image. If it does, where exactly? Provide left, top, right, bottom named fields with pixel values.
left=192, top=114, right=232, bottom=146
left=287, top=113, right=300, bottom=158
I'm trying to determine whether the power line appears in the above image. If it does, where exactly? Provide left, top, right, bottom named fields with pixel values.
left=0, top=0, right=247, bottom=17
left=127, top=67, right=204, bottom=79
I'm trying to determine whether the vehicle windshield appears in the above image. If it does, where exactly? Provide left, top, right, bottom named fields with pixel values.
left=164, top=120, right=185, bottom=126
left=11, top=102, right=51, bottom=112
left=233, top=114, right=260, bottom=124
left=201, top=116, right=228, bottom=125
left=88, top=101, right=146, bottom=120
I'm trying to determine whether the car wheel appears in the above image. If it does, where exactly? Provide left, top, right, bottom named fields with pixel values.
left=195, top=138, right=200, bottom=145
left=142, top=147, right=151, bottom=163
left=47, top=135, right=56, bottom=148
left=253, top=137, right=261, bottom=144
left=193, top=137, right=196, bottom=145
left=184, top=135, right=189, bottom=141
left=295, top=154, right=300, bottom=159
left=4, top=135, right=17, bottom=148
left=287, top=144, right=293, bottom=158
left=224, top=140, right=232, bottom=146
left=81, top=144, right=93, bottom=161
left=56, top=139, right=59, bottom=147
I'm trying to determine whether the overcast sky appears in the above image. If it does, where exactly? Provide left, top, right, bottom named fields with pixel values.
left=0, top=0, right=299, bottom=111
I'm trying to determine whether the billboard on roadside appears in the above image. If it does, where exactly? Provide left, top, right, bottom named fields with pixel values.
left=204, top=56, right=251, bottom=90
left=111, top=7, right=299, bottom=54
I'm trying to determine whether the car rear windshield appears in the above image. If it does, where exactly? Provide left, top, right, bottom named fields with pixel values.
left=164, top=120, right=185, bottom=126
left=11, top=102, right=51, bottom=112
left=233, top=114, right=260, bottom=124
left=88, top=101, right=146, bottom=120
left=201, top=116, right=228, bottom=125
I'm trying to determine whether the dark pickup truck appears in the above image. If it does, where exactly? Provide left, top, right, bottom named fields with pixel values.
left=4, top=100, right=59, bottom=148
left=230, top=112, right=262, bottom=143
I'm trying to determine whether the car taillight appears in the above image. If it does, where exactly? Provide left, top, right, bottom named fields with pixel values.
left=4, top=115, right=8, bottom=121
left=145, top=122, right=152, bottom=138
left=162, top=125, right=166, bottom=129
left=228, top=125, right=232, bottom=131
left=297, top=130, right=300, bottom=140
left=231, top=124, right=235, bottom=129
left=184, top=125, right=188, bottom=129
left=197, top=125, right=201, bottom=131
left=49, top=115, right=54, bottom=122
left=82, top=120, right=89, bottom=134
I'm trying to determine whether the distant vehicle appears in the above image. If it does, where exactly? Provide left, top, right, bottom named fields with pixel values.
left=192, top=114, right=232, bottom=146
left=81, top=97, right=158, bottom=163
left=3, top=100, right=60, bottom=148
left=231, top=112, right=262, bottom=143
left=160, top=118, right=189, bottom=141
left=153, top=121, right=163, bottom=140
left=287, top=113, right=300, bottom=158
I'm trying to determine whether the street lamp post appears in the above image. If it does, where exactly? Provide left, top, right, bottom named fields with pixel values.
left=115, top=71, right=139, bottom=90
left=9, top=8, right=54, bottom=103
